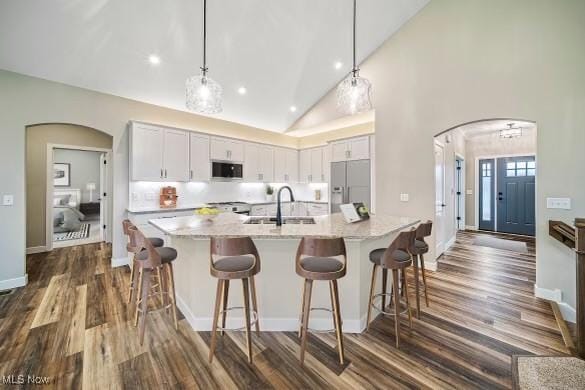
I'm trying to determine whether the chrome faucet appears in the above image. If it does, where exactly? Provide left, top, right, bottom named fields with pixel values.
left=276, top=186, right=295, bottom=226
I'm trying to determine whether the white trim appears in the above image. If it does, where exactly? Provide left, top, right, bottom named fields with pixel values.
left=557, top=302, right=576, bottom=323
left=176, top=293, right=366, bottom=333
left=111, top=257, right=130, bottom=268
left=465, top=225, right=477, bottom=231
left=0, top=274, right=28, bottom=290
left=26, top=246, right=49, bottom=254
left=445, top=235, right=456, bottom=251
left=534, top=284, right=563, bottom=302
left=424, top=260, right=438, bottom=272
left=46, top=144, right=114, bottom=251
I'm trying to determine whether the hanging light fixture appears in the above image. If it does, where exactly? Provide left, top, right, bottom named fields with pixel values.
left=500, top=123, right=523, bottom=139
left=186, top=0, right=222, bottom=114
left=336, top=0, right=372, bottom=115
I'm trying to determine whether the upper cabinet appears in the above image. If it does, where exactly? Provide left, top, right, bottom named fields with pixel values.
left=210, top=137, right=244, bottom=162
left=299, top=146, right=327, bottom=183
left=189, top=133, right=210, bottom=181
left=330, top=136, right=370, bottom=162
left=274, top=147, right=298, bottom=183
left=244, top=143, right=274, bottom=182
left=130, top=123, right=189, bottom=181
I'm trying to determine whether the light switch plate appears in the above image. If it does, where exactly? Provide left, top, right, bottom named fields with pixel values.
left=2, top=194, right=14, bottom=206
left=546, top=197, right=571, bottom=210
left=466, top=189, right=473, bottom=195
left=400, top=193, right=409, bottom=202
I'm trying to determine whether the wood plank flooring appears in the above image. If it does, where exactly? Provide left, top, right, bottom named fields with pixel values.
left=0, top=231, right=569, bottom=389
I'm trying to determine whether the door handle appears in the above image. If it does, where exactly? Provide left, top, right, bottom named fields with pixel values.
left=498, top=192, right=503, bottom=201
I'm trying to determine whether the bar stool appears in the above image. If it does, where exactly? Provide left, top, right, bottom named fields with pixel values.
left=296, top=237, right=346, bottom=366
left=129, top=227, right=179, bottom=345
left=366, top=228, right=416, bottom=348
left=122, top=219, right=164, bottom=305
left=208, top=237, right=261, bottom=364
left=410, top=221, right=433, bottom=318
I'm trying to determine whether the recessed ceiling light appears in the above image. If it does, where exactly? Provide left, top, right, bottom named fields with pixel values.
left=237, top=86, right=247, bottom=95
left=290, top=106, right=297, bottom=112
left=334, top=61, right=343, bottom=70
left=148, top=54, right=161, bottom=65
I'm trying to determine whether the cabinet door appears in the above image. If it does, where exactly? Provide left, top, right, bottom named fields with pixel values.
left=210, top=138, right=229, bottom=161
left=226, top=140, right=245, bottom=162
left=330, top=140, right=349, bottom=162
left=163, top=129, right=189, bottom=181
left=258, top=145, right=274, bottom=182
left=310, top=148, right=323, bottom=183
left=348, top=136, right=370, bottom=160
left=244, top=143, right=259, bottom=181
left=189, top=133, right=210, bottom=181
left=285, top=149, right=299, bottom=183
left=299, top=150, right=312, bottom=183
left=322, top=145, right=330, bottom=184
left=273, top=147, right=287, bottom=182
left=130, top=123, right=164, bottom=181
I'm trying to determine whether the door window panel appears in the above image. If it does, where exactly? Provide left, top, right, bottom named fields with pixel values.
left=482, top=162, right=492, bottom=221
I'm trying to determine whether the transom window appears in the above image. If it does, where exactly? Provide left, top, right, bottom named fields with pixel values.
left=506, top=161, right=535, bottom=177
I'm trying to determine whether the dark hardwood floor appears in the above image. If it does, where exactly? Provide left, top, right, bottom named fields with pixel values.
left=0, top=231, right=569, bottom=389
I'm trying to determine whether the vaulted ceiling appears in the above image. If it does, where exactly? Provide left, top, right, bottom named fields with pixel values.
left=0, top=0, right=428, bottom=132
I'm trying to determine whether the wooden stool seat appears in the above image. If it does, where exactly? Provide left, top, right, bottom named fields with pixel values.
left=296, top=237, right=346, bottom=366
left=209, top=237, right=261, bottom=365
left=136, top=247, right=177, bottom=263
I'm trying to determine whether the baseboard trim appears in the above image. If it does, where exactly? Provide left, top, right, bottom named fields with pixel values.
left=465, top=225, right=477, bottom=231
left=111, top=257, right=130, bottom=268
left=445, top=235, right=456, bottom=251
left=534, top=284, right=575, bottom=323
left=0, top=274, right=28, bottom=290
left=176, top=293, right=366, bottom=333
left=425, top=260, right=438, bottom=272
left=26, top=246, right=49, bottom=254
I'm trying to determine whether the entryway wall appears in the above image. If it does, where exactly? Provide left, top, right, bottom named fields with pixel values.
left=465, top=127, right=536, bottom=229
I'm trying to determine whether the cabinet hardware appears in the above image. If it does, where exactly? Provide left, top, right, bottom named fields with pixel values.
left=160, top=168, right=163, bottom=178
left=190, top=170, right=193, bottom=180
left=321, top=174, right=325, bottom=182
left=164, top=169, right=168, bottom=178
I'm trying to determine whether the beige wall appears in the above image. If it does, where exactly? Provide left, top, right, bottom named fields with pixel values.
left=26, top=124, right=113, bottom=248
left=291, top=0, right=585, bottom=312
left=464, top=128, right=537, bottom=227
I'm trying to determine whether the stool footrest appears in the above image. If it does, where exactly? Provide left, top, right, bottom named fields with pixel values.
left=371, top=293, right=409, bottom=316
left=299, top=307, right=343, bottom=334
left=215, top=306, right=258, bottom=332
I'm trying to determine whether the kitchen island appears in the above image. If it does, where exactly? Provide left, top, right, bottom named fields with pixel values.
left=150, top=212, right=420, bottom=333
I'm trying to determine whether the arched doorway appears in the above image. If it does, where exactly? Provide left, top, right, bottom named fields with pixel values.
left=433, top=118, right=537, bottom=257
left=25, top=123, right=113, bottom=253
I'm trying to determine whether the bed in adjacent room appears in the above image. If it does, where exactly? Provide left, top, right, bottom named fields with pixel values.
left=52, top=188, right=90, bottom=241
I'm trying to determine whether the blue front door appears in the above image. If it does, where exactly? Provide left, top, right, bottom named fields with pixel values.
left=496, top=156, right=536, bottom=236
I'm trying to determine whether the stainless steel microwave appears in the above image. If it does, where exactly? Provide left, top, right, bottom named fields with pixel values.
left=211, top=161, right=243, bottom=180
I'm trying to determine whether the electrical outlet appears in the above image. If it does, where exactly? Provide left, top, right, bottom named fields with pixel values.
left=400, top=193, right=409, bottom=202
left=2, top=194, right=14, bottom=206
left=546, top=197, right=571, bottom=210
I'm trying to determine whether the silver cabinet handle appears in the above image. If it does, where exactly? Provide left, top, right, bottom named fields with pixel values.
left=321, top=174, right=325, bottom=182
left=190, top=170, right=193, bottom=180
left=164, top=169, right=168, bottom=178
left=160, top=168, right=164, bottom=178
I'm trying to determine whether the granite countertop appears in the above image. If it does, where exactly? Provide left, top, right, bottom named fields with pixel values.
left=149, top=212, right=420, bottom=240
left=127, top=204, right=206, bottom=214
left=246, top=200, right=328, bottom=205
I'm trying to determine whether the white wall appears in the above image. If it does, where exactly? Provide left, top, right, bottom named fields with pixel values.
left=53, top=149, right=102, bottom=203
left=289, top=0, right=585, bottom=311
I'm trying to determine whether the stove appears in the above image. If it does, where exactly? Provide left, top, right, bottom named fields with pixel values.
left=206, top=202, right=251, bottom=215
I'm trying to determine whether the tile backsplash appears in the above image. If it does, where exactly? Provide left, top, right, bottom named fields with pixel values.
left=129, top=181, right=328, bottom=209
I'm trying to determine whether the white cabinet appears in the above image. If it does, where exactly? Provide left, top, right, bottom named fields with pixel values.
left=189, top=133, right=210, bottom=181
left=130, top=123, right=188, bottom=181
left=210, top=137, right=244, bottom=162
left=245, top=143, right=274, bottom=182
left=274, top=147, right=298, bottom=183
left=130, top=123, right=164, bottom=181
left=163, top=128, right=190, bottom=181
left=299, top=147, right=327, bottom=183
left=311, top=148, right=324, bottom=183
left=330, top=136, right=370, bottom=162
left=306, top=202, right=328, bottom=216
left=299, top=149, right=311, bottom=183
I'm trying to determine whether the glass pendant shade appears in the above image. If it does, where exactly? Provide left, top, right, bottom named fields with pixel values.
left=186, top=72, right=223, bottom=114
left=336, top=73, right=372, bottom=115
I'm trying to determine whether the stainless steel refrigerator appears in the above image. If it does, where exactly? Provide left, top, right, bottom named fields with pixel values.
left=330, top=160, right=371, bottom=213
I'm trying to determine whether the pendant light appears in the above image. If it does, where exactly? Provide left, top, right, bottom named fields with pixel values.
left=336, top=0, right=372, bottom=115
left=186, top=0, right=223, bottom=114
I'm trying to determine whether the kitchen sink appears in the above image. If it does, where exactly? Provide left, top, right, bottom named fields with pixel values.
left=244, top=217, right=316, bottom=225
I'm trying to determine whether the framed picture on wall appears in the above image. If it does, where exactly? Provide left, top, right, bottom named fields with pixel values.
left=53, top=163, right=71, bottom=187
